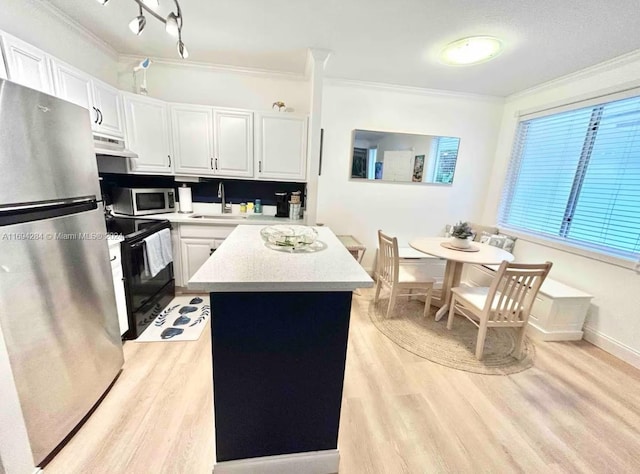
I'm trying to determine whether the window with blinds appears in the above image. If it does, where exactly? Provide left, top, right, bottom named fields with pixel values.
left=499, top=93, right=640, bottom=260
left=433, top=137, right=460, bottom=184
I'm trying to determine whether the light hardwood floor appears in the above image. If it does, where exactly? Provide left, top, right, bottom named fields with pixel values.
left=45, top=292, right=640, bottom=473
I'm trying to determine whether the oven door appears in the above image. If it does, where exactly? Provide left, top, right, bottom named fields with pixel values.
left=123, top=239, right=174, bottom=313
left=132, top=191, right=172, bottom=215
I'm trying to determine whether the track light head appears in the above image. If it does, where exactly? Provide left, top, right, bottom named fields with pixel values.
left=129, top=5, right=146, bottom=35
left=165, top=12, right=180, bottom=38
left=177, top=40, right=189, bottom=59
left=129, top=14, right=146, bottom=35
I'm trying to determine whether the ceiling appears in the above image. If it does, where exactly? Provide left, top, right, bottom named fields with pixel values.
left=45, top=0, right=640, bottom=96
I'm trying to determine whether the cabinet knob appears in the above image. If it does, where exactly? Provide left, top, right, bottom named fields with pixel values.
left=258, top=160, right=262, bottom=173
left=168, top=155, right=172, bottom=167
left=97, top=108, right=103, bottom=125
left=92, top=107, right=99, bottom=124
left=209, top=248, right=215, bottom=255
left=110, top=255, right=117, bottom=261
left=210, top=157, right=214, bottom=170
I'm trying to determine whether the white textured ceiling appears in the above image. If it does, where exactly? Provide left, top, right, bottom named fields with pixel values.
left=45, top=0, right=640, bottom=96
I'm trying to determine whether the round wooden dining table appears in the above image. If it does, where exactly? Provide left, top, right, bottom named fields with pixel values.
left=409, top=237, right=514, bottom=321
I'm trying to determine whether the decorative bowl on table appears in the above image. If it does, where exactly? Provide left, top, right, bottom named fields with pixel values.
left=260, top=225, right=320, bottom=252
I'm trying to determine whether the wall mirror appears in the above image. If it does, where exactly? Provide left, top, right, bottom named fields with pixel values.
left=350, top=129, right=461, bottom=184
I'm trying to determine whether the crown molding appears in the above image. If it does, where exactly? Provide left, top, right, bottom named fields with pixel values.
left=323, top=77, right=505, bottom=103
left=28, top=0, right=118, bottom=60
left=118, top=54, right=308, bottom=81
left=508, top=48, right=640, bottom=101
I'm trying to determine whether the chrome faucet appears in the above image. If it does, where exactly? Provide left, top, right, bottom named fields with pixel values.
left=218, top=181, right=232, bottom=214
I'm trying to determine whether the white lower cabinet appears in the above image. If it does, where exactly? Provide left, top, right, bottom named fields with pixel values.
left=178, top=224, right=234, bottom=288
left=181, top=238, right=220, bottom=285
left=463, top=264, right=593, bottom=341
left=109, top=242, right=129, bottom=337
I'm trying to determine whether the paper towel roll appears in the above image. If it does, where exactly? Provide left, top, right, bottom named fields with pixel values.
left=178, top=185, right=193, bottom=213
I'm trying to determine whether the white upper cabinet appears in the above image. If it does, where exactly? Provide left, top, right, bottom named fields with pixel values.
left=213, top=109, right=254, bottom=178
left=51, top=60, right=123, bottom=139
left=2, top=33, right=53, bottom=94
left=123, top=93, right=172, bottom=174
left=51, top=60, right=94, bottom=111
left=92, top=80, right=125, bottom=138
left=256, top=113, right=308, bottom=182
left=171, top=104, right=215, bottom=176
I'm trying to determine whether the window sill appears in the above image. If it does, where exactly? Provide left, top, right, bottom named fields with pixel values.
left=498, top=226, right=640, bottom=273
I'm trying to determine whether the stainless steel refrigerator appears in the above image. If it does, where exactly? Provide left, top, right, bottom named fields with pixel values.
left=0, top=80, right=124, bottom=465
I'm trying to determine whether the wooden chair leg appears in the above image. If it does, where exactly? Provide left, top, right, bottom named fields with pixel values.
left=515, top=325, right=527, bottom=360
left=475, top=321, right=488, bottom=360
left=423, top=286, right=432, bottom=318
left=447, top=295, right=457, bottom=329
left=374, top=279, right=382, bottom=303
left=386, top=287, right=398, bottom=318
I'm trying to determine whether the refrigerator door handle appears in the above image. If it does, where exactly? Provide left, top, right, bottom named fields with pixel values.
left=0, top=196, right=96, bottom=213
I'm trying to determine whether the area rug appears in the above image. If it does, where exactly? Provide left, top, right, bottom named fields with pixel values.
left=369, top=297, right=535, bottom=375
left=136, top=295, right=210, bottom=342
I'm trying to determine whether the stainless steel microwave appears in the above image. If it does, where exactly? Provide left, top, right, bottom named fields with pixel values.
left=112, top=187, right=176, bottom=216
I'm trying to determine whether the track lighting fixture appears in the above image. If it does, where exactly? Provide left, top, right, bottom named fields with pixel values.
left=129, top=5, right=146, bottom=35
left=96, top=0, right=188, bottom=59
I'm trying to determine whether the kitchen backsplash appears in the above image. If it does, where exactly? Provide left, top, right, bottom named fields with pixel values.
left=99, top=174, right=306, bottom=207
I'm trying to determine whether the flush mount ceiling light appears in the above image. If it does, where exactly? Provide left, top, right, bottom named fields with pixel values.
left=95, top=0, right=188, bottom=59
left=440, top=36, right=503, bottom=66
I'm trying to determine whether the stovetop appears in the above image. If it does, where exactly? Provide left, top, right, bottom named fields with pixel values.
left=105, top=216, right=170, bottom=241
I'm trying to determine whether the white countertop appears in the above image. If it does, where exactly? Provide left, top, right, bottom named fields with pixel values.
left=113, top=211, right=306, bottom=226
left=189, top=225, right=374, bottom=292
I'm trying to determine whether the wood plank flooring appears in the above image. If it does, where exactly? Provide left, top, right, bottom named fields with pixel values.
left=44, top=291, right=640, bottom=473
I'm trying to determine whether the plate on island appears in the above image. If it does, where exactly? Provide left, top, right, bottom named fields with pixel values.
left=260, top=225, right=325, bottom=252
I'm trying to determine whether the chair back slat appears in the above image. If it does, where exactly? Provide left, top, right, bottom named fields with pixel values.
left=377, top=230, right=399, bottom=285
left=484, top=261, right=552, bottom=324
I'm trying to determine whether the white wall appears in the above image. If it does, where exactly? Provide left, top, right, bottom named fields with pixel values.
left=318, top=81, right=504, bottom=270
left=117, top=59, right=310, bottom=113
left=0, top=0, right=118, bottom=85
left=482, top=54, right=640, bottom=368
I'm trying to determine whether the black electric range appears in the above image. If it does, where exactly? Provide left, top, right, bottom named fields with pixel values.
left=107, top=216, right=175, bottom=339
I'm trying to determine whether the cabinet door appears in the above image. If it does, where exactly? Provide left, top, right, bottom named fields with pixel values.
left=171, top=105, right=215, bottom=176
left=256, top=113, right=308, bottom=181
left=213, top=109, right=254, bottom=178
left=51, top=60, right=95, bottom=113
left=181, top=238, right=219, bottom=284
left=92, top=80, right=125, bottom=138
left=2, top=34, right=53, bottom=94
left=124, top=94, right=173, bottom=174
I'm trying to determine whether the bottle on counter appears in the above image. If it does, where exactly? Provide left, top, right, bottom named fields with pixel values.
left=254, top=199, right=262, bottom=214
left=240, top=202, right=247, bottom=213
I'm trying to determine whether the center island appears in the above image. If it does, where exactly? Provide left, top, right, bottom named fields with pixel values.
left=189, top=224, right=373, bottom=474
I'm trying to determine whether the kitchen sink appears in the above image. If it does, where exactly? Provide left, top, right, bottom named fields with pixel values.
left=189, top=214, right=248, bottom=220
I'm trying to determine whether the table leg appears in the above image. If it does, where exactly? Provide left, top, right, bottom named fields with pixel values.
left=435, top=260, right=463, bottom=321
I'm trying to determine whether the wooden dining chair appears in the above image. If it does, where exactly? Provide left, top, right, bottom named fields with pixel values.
left=447, top=260, right=552, bottom=360
left=374, top=230, right=435, bottom=318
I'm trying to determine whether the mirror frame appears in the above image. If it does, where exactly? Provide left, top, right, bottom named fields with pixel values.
left=348, top=129, right=461, bottom=186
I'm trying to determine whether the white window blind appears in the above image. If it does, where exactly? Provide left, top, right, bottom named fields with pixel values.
left=499, top=94, right=640, bottom=260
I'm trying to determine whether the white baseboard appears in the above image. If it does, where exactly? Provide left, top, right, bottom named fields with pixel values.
left=583, top=326, right=640, bottom=370
left=213, top=450, right=339, bottom=474
left=526, top=323, right=583, bottom=341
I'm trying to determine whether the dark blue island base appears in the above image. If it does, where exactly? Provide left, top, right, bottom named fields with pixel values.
left=210, top=290, right=353, bottom=464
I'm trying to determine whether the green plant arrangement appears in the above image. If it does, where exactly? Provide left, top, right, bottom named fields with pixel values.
left=451, top=221, right=474, bottom=239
